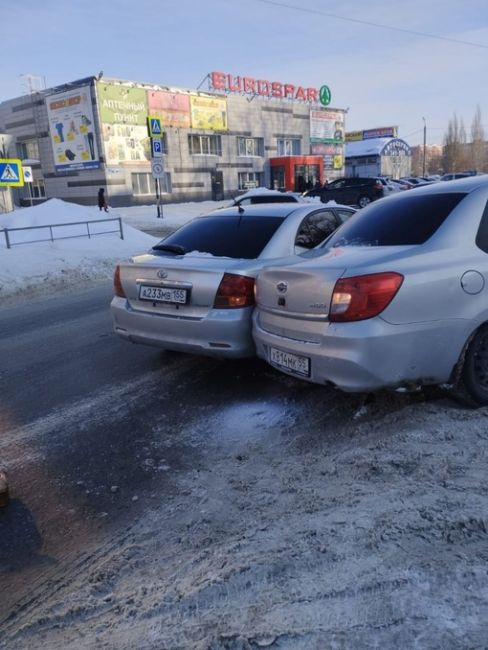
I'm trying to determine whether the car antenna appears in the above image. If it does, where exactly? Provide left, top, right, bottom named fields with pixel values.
left=238, top=204, right=245, bottom=214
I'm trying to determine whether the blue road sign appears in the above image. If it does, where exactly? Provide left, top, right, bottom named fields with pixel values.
left=147, top=116, right=162, bottom=136
left=151, top=138, right=163, bottom=158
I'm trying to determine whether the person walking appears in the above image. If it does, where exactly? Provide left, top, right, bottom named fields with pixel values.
left=97, top=188, right=108, bottom=212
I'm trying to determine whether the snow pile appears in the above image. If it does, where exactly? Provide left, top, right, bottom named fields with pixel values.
left=0, top=198, right=223, bottom=304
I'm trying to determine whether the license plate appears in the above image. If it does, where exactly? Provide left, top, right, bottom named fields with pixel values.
left=269, top=347, right=310, bottom=377
left=139, top=285, right=188, bottom=304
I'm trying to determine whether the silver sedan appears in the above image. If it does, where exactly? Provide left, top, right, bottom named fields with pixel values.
left=252, top=175, right=488, bottom=405
left=111, top=202, right=355, bottom=358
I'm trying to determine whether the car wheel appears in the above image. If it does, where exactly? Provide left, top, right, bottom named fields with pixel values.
left=457, top=325, right=488, bottom=406
left=358, top=195, right=372, bottom=208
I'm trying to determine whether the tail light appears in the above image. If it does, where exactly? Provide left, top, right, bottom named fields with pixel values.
left=113, top=265, right=126, bottom=298
left=374, top=181, right=384, bottom=191
left=214, top=273, right=255, bottom=308
left=329, top=272, right=403, bottom=322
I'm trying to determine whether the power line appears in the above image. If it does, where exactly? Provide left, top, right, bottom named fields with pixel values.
left=256, top=0, right=488, bottom=50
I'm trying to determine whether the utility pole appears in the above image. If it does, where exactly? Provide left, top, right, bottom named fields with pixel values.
left=422, top=117, right=427, bottom=176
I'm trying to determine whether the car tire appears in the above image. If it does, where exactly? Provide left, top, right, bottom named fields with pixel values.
left=456, top=325, right=488, bottom=406
left=358, top=195, right=372, bottom=208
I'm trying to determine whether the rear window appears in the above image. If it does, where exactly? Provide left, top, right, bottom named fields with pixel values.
left=154, top=215, right=285, bottom=259
left=326, top=192, right=466, bottom=247
left=250, top=195, right=296, bottom=204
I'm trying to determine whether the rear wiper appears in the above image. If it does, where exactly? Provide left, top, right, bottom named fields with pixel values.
left=152, top=243, right=186, bottom=254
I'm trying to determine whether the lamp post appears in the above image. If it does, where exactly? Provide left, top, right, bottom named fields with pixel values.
left=422, top=117, right=427, bottom=176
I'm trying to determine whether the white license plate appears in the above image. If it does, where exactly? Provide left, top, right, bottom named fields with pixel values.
left=269, top=347, right=310, bottom=377
left=139, top=285, right=188, bottom=304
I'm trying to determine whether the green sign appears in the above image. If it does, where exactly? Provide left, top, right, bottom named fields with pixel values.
left=319, top=85, right=332, bottom=106
left=97, top=82, right=147, bottom=125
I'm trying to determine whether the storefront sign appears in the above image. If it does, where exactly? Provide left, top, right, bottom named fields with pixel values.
left=345, top=131, right=364, bottom=142
left=382, top=139, right=411, bottom=156
left=147, top=91, right=191, bottom=128
left=97, top=82, right=150, bottom=165
left=46, top=85, right=100, bottom=171
left=190, top=95, right=228, bottom=131
left=210, top=71, right=331, bottom=105
left=363, top=126, right=398, bottom=139
left=97, top=82, right=147, bottom=125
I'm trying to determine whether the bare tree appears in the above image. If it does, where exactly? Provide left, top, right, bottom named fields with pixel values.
left=443, top=113, right=467, bottom=172
left=470, top=105, right=486, bottom=172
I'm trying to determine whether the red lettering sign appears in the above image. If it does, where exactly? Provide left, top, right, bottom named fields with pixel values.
left=257, top=80, right=270, bottom=96
left=243, top=77, right=256, bottom=94
left=271, top=82, right=283, bottom=98
left=209, top=72, right=323, bottom=103
left=210, top=71, right=226, bottom=91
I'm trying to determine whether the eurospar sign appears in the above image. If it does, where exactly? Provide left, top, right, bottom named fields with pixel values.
left=210, top=71, right=331, bottom=105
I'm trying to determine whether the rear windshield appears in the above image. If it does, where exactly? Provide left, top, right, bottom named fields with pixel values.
left=153, top=215, right=285, bottom=259
left=326, top=192, right=466, bottom=247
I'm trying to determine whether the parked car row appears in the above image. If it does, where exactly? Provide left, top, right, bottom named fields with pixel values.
left=112, top=175, right=488, bottom=406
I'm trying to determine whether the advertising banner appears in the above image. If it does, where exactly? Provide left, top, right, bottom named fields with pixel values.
left=96, top=82, right=150, bottom=165
left=46, top=85, right=100, bottom=171
left=310, top=109, right=344, bottom=144
left=363, top=126, right=398, bottom=139
left=147, top=91, right=191, bottom=128
left=190, top=95, right=228, bottom=131
left=310, top=143, right=344, bottom=172
left=345, top=131, right=364, bottom=142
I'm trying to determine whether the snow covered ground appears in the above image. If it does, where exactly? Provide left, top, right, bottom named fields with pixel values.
left=0, top=198, right=226, bottom=304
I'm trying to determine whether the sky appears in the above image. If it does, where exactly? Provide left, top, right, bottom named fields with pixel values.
left=2, top=0, right=488, bottom=147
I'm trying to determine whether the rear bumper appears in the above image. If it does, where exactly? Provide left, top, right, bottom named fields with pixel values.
left=253, top=310, right=472, bottom=392
left=111, top=297, right=255, bottom=358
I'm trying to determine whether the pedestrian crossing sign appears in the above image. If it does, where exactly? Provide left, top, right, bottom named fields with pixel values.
left=147, top=116, right=162, bottom=137
left=0, top=159, right=24, bottom=187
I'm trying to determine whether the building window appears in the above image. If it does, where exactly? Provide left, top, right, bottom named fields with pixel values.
left=238, top=172, right=264, bottom=190
left=188, top=134, right=222, bottom=156
left=17, top=139, right=39, bottom=160
left=31, top=179, right=46, bottom=198
left=131, top=172, right=172, bottom=195
left=24, top=178, right=45, bottom=200
left=237, top=137, right=264, bottom=157
left=277, top=138, right=301, bottom=156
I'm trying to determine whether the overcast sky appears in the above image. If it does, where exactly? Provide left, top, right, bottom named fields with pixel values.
left=3, top=0, right=488, bottom=146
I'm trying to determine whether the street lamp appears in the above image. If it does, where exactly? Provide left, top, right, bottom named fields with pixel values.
left=422, top=117, right=427, bottom=176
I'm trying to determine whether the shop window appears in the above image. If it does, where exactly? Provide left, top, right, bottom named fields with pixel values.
left=237, top=137, right=264, bottom=157
left=188, top=134, right=222, bottom=156
left=132, top=172, right=172, bottom=195
left=238, top=172, right=264, bottom=190
left=16, top=139, right=39, bottom=160
left=277, top=138, right=301, bottom=156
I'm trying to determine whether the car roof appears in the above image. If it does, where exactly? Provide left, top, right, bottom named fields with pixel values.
left=210, top=203, right=356, bottom=220
left=404, top=173, right=488, bottom=195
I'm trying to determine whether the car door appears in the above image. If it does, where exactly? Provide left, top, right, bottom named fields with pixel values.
left=325, top=179, right=347, bottom=203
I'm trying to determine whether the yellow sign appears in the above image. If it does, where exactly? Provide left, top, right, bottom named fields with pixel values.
left=0, top=159, right=24, bottom=187
left=190, top=95, right=228, bottom=131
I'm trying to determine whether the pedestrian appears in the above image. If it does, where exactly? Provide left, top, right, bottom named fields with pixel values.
left=97, top=188, right=108, bottom=212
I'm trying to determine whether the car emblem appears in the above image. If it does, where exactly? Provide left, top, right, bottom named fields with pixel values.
left=276, top=282, right=288, bottom=293
left=157, top=270, right=168, bottom=279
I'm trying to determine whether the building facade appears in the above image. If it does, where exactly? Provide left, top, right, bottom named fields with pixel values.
left=345, top=136, right=412, bottom=178
left=0, top=73, right=347, bottom=207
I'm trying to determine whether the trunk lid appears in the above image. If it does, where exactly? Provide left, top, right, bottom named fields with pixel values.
left=118, top=253, right=253, bottom=318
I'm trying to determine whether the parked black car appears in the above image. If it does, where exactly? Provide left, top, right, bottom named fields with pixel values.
left=304, top=177, right=384, bottom=208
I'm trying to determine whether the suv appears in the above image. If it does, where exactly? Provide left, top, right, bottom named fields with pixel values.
left=304, top=177, right=384, bottom=208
